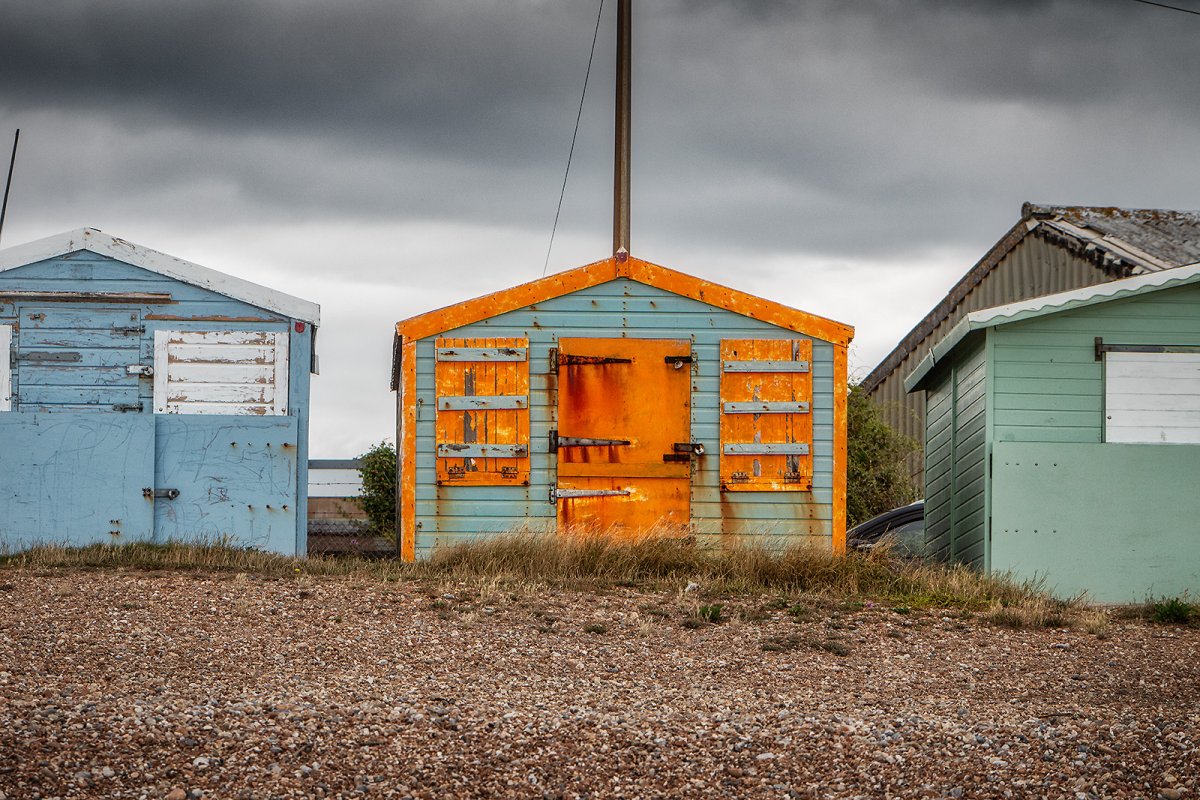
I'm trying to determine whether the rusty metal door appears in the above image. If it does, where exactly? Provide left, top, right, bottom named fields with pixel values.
left=552, top=338, right=693, bottom=533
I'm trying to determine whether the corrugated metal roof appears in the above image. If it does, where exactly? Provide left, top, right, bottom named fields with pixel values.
left=861, top=203, right=1200, bottom=394
left=904, top=261, right=1200, bottom=392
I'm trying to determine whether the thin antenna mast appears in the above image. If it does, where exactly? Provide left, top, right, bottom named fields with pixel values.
left=0, top=129, right=19, bottom=246
left=613, top=0, right=631, bottom=258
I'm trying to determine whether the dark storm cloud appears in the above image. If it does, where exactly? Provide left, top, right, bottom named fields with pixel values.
left=1, top=0, right=1198, bottom=258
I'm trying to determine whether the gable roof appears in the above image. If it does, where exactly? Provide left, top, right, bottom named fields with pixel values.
left=904, top=260, right=1200, bottom=393
left=392, top=254, right=853, bottom=389
left=861, top=203, right=1200, bottom=394
left=0, top=228, right=320, bottom=323
left=396, top=254, right=853, bottom=343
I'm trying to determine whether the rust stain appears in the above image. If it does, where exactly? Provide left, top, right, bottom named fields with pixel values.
left=720, top=338, right=814, bottom=493
left=555, top=337, right=691, bottom=535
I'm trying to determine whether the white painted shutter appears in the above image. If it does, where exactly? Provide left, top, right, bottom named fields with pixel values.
left=1106, top=352, right=1200, bottom=444
left=0, top=324, right=11, bottom=411
left=154, top=330, right=289, bottom=416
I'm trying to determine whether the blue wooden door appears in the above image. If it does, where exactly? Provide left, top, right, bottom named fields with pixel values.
left=15, top=306, right=146, bottom=412
left=0, top=413, right=156, bottom=549
left=152, top=416, right=299, bottom=552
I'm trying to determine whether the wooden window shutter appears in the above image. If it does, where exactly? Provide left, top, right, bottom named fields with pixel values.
left=153, top=330, right=289, bottom=416
left=719, top=338, right=813, bottom=491
left=435, top=337, right=530, bottom=485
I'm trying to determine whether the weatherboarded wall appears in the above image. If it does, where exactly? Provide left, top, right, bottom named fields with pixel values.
left=408, top=278, right=837, bottom=557
left=991, top=284, right=1200, bottom=444
left=0, top=250, right=312, bottom=554
left=918, top=281, right=1200, bottom=599
left=922, top=339, right=987, bottom=569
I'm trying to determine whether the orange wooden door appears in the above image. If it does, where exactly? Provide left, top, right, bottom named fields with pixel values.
left=554, top=338, right=692, bottom=534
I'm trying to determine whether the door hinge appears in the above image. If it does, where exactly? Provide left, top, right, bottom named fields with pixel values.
left=143, top=487, right=180, bottom=500
left=549, top=430, right=631, bottom=452
left=550, top=487, right=632, bottom=502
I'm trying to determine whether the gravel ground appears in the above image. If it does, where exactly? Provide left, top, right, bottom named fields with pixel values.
left=0, top=571, right=1197, bottom=799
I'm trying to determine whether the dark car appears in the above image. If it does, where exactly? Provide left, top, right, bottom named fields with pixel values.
left=847, top=500, right=925, bottom=558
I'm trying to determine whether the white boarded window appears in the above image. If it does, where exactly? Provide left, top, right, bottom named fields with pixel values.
left=1106, top=352, right=1200, bottom=444
left=154, top=330, right=289, bottom=416
left=0, top=324, right=11, bottom=411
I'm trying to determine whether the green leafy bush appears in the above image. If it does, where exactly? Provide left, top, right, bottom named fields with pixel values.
left=847, top=385, right=919, bottom=527
left=357, top=441, right=397, bottom=539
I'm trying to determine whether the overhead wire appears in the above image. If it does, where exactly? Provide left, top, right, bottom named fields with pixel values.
left=1129, top=0, right=1200, bottom=16
left=542, top=0, right=605, bottom=277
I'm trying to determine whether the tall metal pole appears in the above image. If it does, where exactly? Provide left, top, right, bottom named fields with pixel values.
left=613, top=0, right=631, bottom=258
left=0, top=129, right=19, bottom=247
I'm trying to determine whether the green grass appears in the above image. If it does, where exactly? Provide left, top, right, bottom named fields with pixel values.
left=2, top=532, right=1058, bottom=612
left=1150, top=597, right=1196, bottom=625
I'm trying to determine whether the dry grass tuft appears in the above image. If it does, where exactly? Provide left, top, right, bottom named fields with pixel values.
left=4, top=530, right=1064, bottom=612
left=983, top=597, right=1072, bottom=629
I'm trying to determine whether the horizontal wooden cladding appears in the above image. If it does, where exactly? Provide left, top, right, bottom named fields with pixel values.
left=438, top=395, right=528, bottom=411
left=722, top=401, right=810, bottom=414
left=722, top=360, right=810, bottom=373
left=436, top=346, right=527, bottom=362
left=0, top=290, right=173, bottom=303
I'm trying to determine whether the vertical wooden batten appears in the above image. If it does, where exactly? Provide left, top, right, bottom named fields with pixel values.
left=832, top=343, right=849, bottom=554
left=400, top=337, right=418, bottom=562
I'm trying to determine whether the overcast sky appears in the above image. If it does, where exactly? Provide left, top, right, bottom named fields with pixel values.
left=2, top=0, right=1198, bottom=457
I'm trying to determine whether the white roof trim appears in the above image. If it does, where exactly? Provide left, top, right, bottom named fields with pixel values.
left=0, top=228, right=320, bottom=324
left=905, top=261, right=1200, bottom=393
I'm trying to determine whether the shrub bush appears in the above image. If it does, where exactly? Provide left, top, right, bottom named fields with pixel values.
left=847, top=385, right=919, bottom=526
left=357, top=441, right=397, bottom=539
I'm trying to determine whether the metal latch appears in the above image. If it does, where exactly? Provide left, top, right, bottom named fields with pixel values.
left=549, top=430, right=631, bottom=452
left=113, top=325, right=146, bottom=335
left=126, top=365, right=153, bottom=377
left=664, top=355, right=693, bottom=369
left=143, top=487, right=180, bottom=500
left=664, top=442, right=705, bottom=462
left=550, top=487, right=632, bottom=502
left=112, top=402, right=143, bottom=412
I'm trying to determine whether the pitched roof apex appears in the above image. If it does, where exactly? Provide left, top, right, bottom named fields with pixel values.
left=394, top=254, right=853, bottom=346
left=0, top=227, right=320, bottom=324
